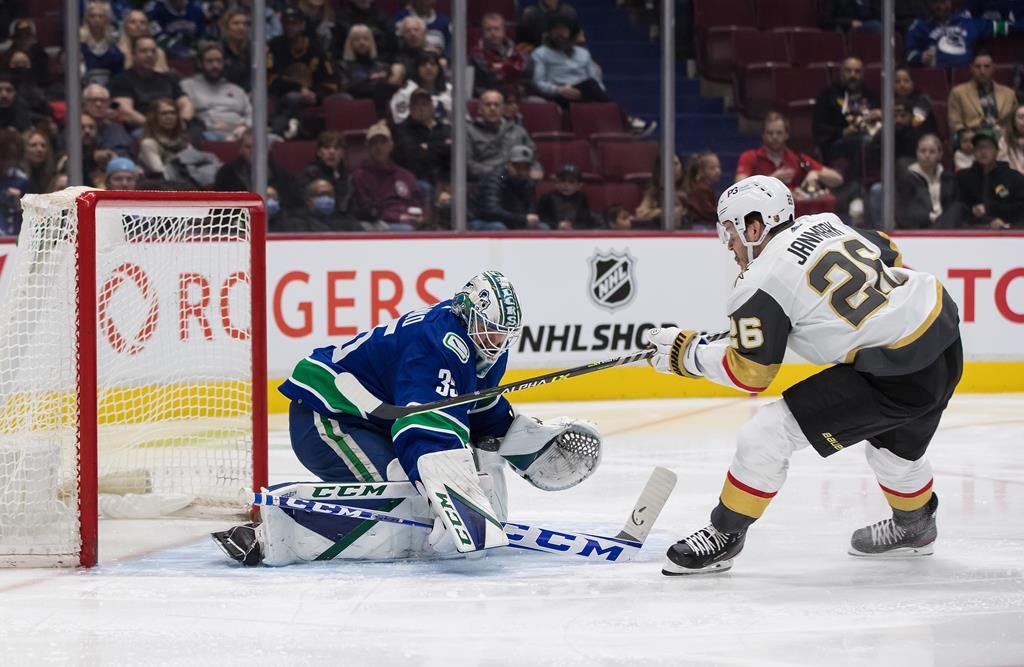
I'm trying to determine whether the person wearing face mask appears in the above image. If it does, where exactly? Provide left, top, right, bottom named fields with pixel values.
left=264, top=185, right=291, bottom=232
left=181, top=42, right=252, bottom=141
left=288, top=178, right=358, bottom=232
left=0, top=73, right=33, bottom=133
left=298, top=130, right=353, bottom=215
left=1, top=52, right=51, bottom=127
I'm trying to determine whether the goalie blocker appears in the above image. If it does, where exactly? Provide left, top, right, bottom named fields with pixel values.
left=214, top=414, right=604, bottom=565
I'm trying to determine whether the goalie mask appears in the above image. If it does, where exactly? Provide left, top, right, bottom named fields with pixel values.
left=716, top=175, right=794, bottom=265
left=452, top=271, right=523, bottom=365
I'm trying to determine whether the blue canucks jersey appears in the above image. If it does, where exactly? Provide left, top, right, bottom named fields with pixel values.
left=279, top=300, right=514, bottom=480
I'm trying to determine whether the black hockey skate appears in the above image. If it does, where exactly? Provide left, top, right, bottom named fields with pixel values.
left=212, top=522, right=263, bottom=566
left=662, top=524, right=746, bottom=576
left=849, top=493, right=938, bottom=557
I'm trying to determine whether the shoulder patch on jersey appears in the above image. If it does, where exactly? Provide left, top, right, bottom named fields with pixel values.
left=443, top=332, right=470, bottom=363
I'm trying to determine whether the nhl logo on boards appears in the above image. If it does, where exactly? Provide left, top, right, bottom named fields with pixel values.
left=588, top=249, right=636, bottom=312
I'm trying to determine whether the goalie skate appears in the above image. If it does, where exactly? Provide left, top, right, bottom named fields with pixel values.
left=211, top=522, right=263, bottom=566
left=662, top=524, right=746, bottom=576
left=849, top=494, right=938, bottom=558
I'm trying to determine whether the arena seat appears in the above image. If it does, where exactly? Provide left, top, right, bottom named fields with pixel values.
left=786, top=30, right=847, bottom=65
left=756, top=0, right=820, bottom=30
left=270, top=140, right=317, bottom=173
left=323, top=97, right=379, bottom=139
left=520, top=102, right=572, bottom=140
left=569, top=103, right=633, bottom=143
left=534, top=140, right=600, bottom=181
left=598, top=141, right=659, bottom=183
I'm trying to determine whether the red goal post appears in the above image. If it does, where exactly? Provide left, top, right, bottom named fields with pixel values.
left=0, top=188, right=267, bottom=567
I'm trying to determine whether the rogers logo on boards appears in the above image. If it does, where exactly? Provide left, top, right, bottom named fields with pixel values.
left=97, top=262, right=251, bottom=355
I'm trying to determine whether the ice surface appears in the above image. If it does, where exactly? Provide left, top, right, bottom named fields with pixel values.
left=1, top=395, right=1022, bottom=666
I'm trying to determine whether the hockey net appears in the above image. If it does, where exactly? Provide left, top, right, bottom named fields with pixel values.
left=0, top=188, right=267, bottom=567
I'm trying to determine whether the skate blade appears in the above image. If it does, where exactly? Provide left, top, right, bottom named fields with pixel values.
left=661, top=557, right=734, bottom=576
left=848, top=543, right=935, bottom=558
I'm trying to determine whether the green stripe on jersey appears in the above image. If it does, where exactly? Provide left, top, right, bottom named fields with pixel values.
left=290, top=358, right=363, bottom=417
left=317, top=415, right=381, bottom=482
left=392, top=411, right=470, bottom=447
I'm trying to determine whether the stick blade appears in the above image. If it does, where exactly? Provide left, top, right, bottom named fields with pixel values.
left=616, top=466, right=677, bottom=544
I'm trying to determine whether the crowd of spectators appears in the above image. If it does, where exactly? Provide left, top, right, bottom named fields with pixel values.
left=0, top=0, right=675, bottom=235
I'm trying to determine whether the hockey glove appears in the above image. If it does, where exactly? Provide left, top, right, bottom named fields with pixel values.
left=643, top=327, right=705, bottom=378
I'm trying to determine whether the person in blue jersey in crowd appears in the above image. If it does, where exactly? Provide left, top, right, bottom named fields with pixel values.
left=905, top=0, right=1022, bottom=68
left=213, top=271, right=603, bottom=565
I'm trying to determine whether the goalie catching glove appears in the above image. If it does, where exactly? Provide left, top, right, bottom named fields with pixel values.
left=477, top=414, right=602, bottom=491
left=643, top=327, right=706, bottom=378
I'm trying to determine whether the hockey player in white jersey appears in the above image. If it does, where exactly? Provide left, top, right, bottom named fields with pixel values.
left=213, top=271, right=603, bottom=566
left=645, top=175, right=962, bottom=575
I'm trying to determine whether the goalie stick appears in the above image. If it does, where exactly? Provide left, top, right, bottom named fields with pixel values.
left=364, top=332, right=731, bottom=420
left=251, top=466, right=677, bottom=562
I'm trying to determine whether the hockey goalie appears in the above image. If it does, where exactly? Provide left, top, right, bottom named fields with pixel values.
left=213, top=271, right=603, bottom=565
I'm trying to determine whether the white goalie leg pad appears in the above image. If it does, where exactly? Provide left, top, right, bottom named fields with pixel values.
left=864, top=445, right=933, bottom=495
left=259, top=494, right=432, bottom=565
left=473, top=449, right=509, bottom=523
left=497, top=414, right=602, bottom=491
left=730, top=399, right=813, bottom=493
left=416, top=448, right=508, bottom=553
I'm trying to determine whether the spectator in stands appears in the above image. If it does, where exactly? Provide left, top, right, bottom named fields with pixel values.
left=948, top=51, right=1017, bottom=137
left=895, top=65, right=938, bottom=135
left=119, top=10, right=170, bottom=74
left=352, top=122, right=425, bottom=230
left=289, top=178, right=359, bottom=231
left=635, top=152, right=687, bottom=229
left=264, top=185, right=291, bottom=232
left=962, top=0, right=1024, bottom=20
left=866, top=99, right=924, bottom=179
left=905, top=0, right=1020, bottom=68
left=213, top=128, right=297, bottom=206
left=182, top=43, right=252, bottom=141
left=470, top=12, right=528, bottom=98
left=337, top=24, right=403, bottom=115
left=53, top=113, right=111, bottom=189
left=956, top=126, right=1024, bottom=228
left=268, top=8, right=337, bottom=138
left=232, top=0, right=284, bottom=41
left=22, top=128, right=58, bottom=194
left=82, top=84, right=133, bottom=157
left=395, top=16, right=431, bottom=77
left=603, top=204, right=633, bottom=230
left=530, top=15, right=654, bottom=136
left=519, top=0, right=581, bottom=50
left=0, top=74, right=33, bottom=133
left=503, top=88, right=524, bottom=126
left=103, top=155, right=140, bottom=189
left=219, top=10, right=252, bottom=91
left=537, top=163, right=595, bottom=229
left=1, top=19, right=50, bottom=89
left=396, top=0, right=451, bottom=54
left=334, top=0, right=397, bottom=63
left=138, top=98, right=192, bottom=178
left=3, top=51, right=53, bottom=127
left=813, top=56, right=880, bottom=174
left=80, top=1, right=125, bottom=85
left=390, top=51, right=452, bottom=125
left=682, top=151, right=722, bottom=229
left=471, top=144, right=544, bottom=231
left=998, top=103, right=1024, bottom=174
left=0, top=128, right=28, bottom=236
left=466, top=89, right=541, bottom=182
left=737, top=111, right=845, bottom=194
left=298, top=130, right=354, bottom=215
left=109, top=37, right=195, bottom=130
left=148, top=0, right=207, bottom=59
left=298, top=0, right=335, bottom=53
left=954, top=127, right=977, bottom=170
left=393, top=88, right=451, bottom=190
left=891, top=133, right=963, bottom=229
left=820, top=0, right=883, bottom=32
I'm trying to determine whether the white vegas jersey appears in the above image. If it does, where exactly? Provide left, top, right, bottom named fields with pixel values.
left=696, top=213, right=960, bottom=393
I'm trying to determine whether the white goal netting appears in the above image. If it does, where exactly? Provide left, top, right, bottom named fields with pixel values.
left=0, top=188, right=263, bottom=566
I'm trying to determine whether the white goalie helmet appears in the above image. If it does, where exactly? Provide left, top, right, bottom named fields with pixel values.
left=716, top=175, right=794, bottom=260
left=452, top=271, right=523, bottom=364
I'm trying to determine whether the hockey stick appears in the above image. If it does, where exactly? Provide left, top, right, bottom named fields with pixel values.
left=366, top=332, right=731, bottom=420
left=366, top=349, right=655, bottom=420
left=252, top=466, right=677, bottom=562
